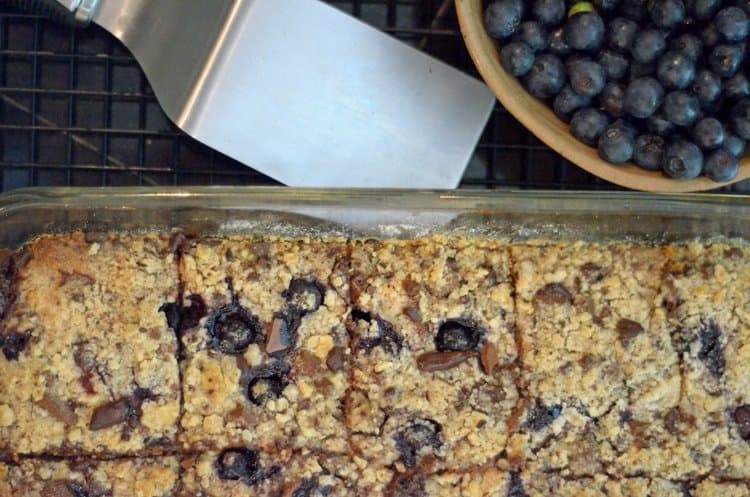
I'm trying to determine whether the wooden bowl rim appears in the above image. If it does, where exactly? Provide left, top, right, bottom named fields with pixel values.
left=455, top=0, right=750, bottom=192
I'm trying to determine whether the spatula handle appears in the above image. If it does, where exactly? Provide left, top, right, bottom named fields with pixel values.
left=5, top=0, right=99, bottom=26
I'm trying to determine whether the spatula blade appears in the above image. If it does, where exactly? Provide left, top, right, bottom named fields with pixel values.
left=96, top=0, right=496, bottom=188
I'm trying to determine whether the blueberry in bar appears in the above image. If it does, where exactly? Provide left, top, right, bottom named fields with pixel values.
left=175, top=237, right=350, bottom=454
left=178, top=447, right=354, bottom=497
left=346, top=238, right=518, bottom=493
left=0, top=233, right=181, bottom=456
left=661, top=243, right=750, bottom=480
left=510, top=243, right=690, bottom=479
left=0, top=457, right=179, bottom=496
left=1, top=229, right=749, bottom=495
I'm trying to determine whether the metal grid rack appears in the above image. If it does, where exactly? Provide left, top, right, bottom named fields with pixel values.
left=0, top=1, right=745, bottom=193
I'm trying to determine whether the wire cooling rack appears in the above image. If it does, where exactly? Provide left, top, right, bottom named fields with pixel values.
left=0, top=1, right=746, bottom=192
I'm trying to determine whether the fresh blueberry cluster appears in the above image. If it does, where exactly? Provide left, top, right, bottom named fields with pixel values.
left=486, top=0, right=750, bottom=182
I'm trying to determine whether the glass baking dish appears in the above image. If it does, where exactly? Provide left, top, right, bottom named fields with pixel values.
left=0, top=187, right=748, bottom=249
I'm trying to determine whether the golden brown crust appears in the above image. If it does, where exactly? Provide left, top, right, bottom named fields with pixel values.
left=0, top=233, right=749, bottom=496
left=0, top=233, right=180, bottom=456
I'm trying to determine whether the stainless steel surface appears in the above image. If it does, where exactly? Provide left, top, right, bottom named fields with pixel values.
left=91, top=0, right=495, bottom=188
left=53, top=0, right=79, bottom=12
left=73, top=0, right=99, bottom=24
left=0, top=187, right=746, bottom=250
left=52, top=0, right=99, bottom=24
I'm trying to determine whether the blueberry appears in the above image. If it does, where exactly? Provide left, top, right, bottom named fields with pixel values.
left=715, top=7, right=750, bottom=42
left=67, top=483, right=90, bottom=497
left=696, top=320, right=725, bottom=378
left=690, top=0, right=721, bottom=20
left=723, top=130, right=747, bottom=157
left=608, top=17, right=639, bottom=52
left=702, top=23, right=722, bottom=48
left=565, top=54, right=589, bottom=71
left=156, top=299, right=190, bottom=340
left=708, top=44, right=744, bottom=77
left=692, top=70, right=722, bottom=108
left=669, top=34, right=703, bottom=61
left=597, top=50, right=630, bottom=81
left=532, top=0, right=565, bottom=26
left=500, top=42, right=535, bottom=76
left=568, top=60, right=606, bottom=97
left=394, top=418, right=443, bottom=468
left=246, top=363, right=290, bottom=406
left=611, top=117, right=639, bottom=137
left=631, top=29, right=667, bottom=64
left=599, top=82, right=626, bottom=118
left=180, top=294, right=208, bottom=331
left=624, top=77, right=664, bottom=118
left=564, top=12, right=605, bottom=51
left=435, top=320, right=484, bottom=352
left=629, top=61, right=656, bottom=79
left=705, top=149, right=740, bottom=181
left=594, top=0, right=620, bottom=11
left=526, top=399, right=562, bottom=431
left=692, top=117, right=725, bottom=150
left=647, top=112, right=677, bottom=136
left=724, top=73, right=750, bottom=100
left=634, top=134, right=666, bottom=170
left=598, top=125, right=635, bottom=164
left=514, top=21, right=549, bottom=52
left=1, top=331, right=31, bottom=361
left=731, top=98, right=750, bottom=139
left=656, top=51, right=696, bottom=90
left=350, top=309, right=404, bottom=356
left=620, top=0, right=648, bottom=21
left=523, top=53, right=566, bottom=99
left=570, top=107, right=610, bottom=146
left=283, top=278, right=325, bottom=315
left=206, top=304, right=264, bottom=354
left=549, top=27, right=571, bottom=55
left=554, top=85, right=592, bottom=122
left=649, top=0, right=686, bottom=29
left=485, top=0, right=524, bottom=39
left=663, top=91, right=700, bottom=126
left=217, top=448, right=265, bottom=485
left=662, top=139, right=704, bottom=179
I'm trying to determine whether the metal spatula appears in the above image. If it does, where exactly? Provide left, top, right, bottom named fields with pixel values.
left=13, top=0, right=495, bottom=188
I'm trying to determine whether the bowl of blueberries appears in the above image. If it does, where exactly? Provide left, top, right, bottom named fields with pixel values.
left=455, top=0, right=750, bottom=191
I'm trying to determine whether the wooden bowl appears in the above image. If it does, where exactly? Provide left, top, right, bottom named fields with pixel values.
left=455, top=0, right=750, bottom=192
